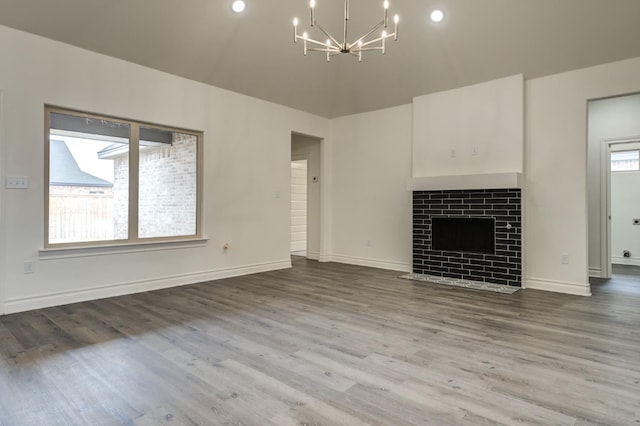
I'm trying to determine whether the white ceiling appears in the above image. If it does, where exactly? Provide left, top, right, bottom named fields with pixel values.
left=1, top=0, right=640, bottom=118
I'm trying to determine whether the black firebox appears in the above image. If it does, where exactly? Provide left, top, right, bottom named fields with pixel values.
left=431, top=217, right=495, bottom=254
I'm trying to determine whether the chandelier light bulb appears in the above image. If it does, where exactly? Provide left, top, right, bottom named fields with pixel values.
left=326, top=39, right=331, bottom=46
left=231, top=0, right=246, bottom=13
left=293, top=17, right=299, bottom=26
left=383, top=0, right=389, bottom=26
left=430, top=9, right=444, bottom=23
left=393, top=14, right=399, bottom=40
left=309, top=0, right=316, bottom=26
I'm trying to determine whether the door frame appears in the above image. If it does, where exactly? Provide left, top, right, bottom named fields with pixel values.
left=600, top=136, right=640, bottom=278
left=290, top=132, right=326, bottom=262
left=0, top=91, right=5, bottom=314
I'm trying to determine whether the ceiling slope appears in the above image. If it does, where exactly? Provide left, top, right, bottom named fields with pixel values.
left=1, top=0, right=640, bottom=117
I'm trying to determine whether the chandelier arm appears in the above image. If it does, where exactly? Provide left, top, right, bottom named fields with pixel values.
left=313, top=23, right=342, bottom=49
left=349, top=21, right=385, bottom=49
left=357, top=32, right=395, bottom=49
left=351, top=46, right=384, bottom=52
left=308, top=47, right=341, bottom=53
left=297, top=35, right=336, bottom=49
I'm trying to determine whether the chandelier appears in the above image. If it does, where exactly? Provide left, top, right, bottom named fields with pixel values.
left=292, top=0, right=399, bottom=61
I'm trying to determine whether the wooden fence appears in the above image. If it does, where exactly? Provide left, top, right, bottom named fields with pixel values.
left=48, top=194, right=114, bottom=243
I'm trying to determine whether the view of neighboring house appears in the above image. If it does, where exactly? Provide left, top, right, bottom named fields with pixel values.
left=48, top=139, right=114, bottom=243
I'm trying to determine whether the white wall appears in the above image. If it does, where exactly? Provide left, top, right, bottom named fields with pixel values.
left=328, top=58, right=640, bottom=295
left=611, top=171, right=640, bottom=265
left=328, top=104, right=413, bottom=272
left=587, top=94, right=640, bottom=276
left=525, top=57, right=640, bottom=295
left=0, top=25, right=329, bottom=314
left=4, top=26, right=640, bottom=311
left=413, top=75, right=523, bottom=177
left=291, top=134, right=322, bottom=259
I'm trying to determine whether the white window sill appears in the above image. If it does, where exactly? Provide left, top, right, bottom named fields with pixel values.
left=39, top=238, right=209, bottom=260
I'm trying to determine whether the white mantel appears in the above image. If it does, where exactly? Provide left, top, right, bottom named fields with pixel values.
left=407, top=172, right=522, bottom=191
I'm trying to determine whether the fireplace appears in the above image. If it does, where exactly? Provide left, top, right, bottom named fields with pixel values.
left=413, top=188, right=521, bottom=287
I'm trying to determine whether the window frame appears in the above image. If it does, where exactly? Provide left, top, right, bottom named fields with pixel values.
left=44, top=105, right=204, bottom=249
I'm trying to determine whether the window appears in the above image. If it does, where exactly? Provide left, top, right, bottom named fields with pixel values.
left=45, top=107, right=202, bottom=248
left=611, top=150, right=640, bottom=172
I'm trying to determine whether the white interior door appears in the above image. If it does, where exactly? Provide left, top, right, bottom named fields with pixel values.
left=290, top=159, right=307, bottom=255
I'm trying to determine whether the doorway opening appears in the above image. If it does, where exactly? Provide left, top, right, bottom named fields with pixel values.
left=587, top=93, right=640, bottom=289
left=290, top=132, right=322, bottom=261
left=596, top=139, right=640, bottom=278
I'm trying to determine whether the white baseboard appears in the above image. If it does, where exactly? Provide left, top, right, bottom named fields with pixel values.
left=523, top=277, right=591, bottom=296
left=327, top=254, right=411, bottom=272
left=612, top=257, right=640, bottom=266
left=3, top=259, right=292, bottom=315
left=588, top=267, right=602, bottom=278
left=306, top=251, right=320, bottom=260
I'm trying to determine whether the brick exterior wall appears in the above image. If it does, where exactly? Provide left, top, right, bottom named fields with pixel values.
left=113, top=156, right=129, bottom=239
left=112, top=133, right=198, bottom=238
left=413, top=189, right=522, bottom=287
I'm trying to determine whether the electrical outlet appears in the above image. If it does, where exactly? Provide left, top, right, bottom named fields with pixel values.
left=450, top=148, right=457, bottom=158
left=561, top=253, right=569, bottom=264
left=366, top=239, right=372, bottom=247
left=23, top=261, right=35, bottom=274
left=472, top=147, right=479, bottom=156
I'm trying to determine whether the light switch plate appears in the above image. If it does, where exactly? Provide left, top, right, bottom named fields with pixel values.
left=6, top=176, right=29, bottom=189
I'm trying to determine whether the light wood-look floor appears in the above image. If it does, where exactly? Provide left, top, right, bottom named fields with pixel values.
left=1, top=258, right=639, bottom=425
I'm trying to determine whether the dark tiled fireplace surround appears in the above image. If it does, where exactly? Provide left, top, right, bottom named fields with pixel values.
left=413, top=188, right=522, bottom=287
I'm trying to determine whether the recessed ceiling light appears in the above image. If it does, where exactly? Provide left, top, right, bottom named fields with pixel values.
left=430, top=9, right=444, bottom=23
left=232, top=0, right=246, bottom=13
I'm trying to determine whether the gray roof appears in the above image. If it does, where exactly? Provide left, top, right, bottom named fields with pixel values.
left=49, top=140, right=113, bottom=187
